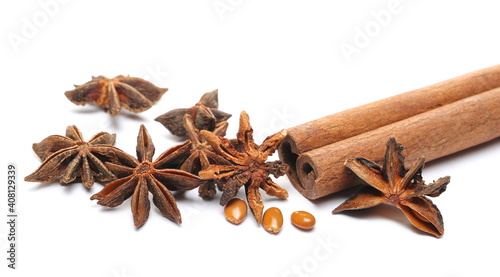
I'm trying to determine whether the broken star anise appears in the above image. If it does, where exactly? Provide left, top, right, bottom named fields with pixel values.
left=25, top=125, right=128, bottom=188
left=198, top=111, right=289, bottom=224
left=90, top=124, right=203, bottom=227
left=332, top=137, right=450, bottom=237
left=65, top=75, right=167, bottom=116
left=181, top=114, right=233, bottom=199
left=155, top=89, right=231, bottom=137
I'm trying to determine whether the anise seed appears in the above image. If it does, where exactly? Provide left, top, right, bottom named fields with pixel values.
left=291, top=211, right=316, bottom=230
left=224, top=198, right=247, bottom=224
left=262, top=207, right=283, bottom=234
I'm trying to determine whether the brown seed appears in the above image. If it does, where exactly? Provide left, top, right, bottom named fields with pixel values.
left=262, top=207, right=283, bottom=234
left=291, top=211, right=316, bottom=230
left=224, top=198, right=247, bottom=224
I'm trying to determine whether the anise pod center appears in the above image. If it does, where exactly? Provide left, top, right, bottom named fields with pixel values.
left=387, top=194, right=401, bottom=205
left=247, top=160, right=262, bottom=173
left=135, top=161, right=154, bottom=175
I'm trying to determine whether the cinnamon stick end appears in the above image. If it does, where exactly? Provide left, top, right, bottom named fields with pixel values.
left=279, top=135, right=316, bottom=199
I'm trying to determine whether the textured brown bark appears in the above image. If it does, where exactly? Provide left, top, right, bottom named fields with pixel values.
left=278, top=65, right=500, bottom=199
left=290, top=88, right=500, bottom=200
left=282, top=65, right=500, bottom=155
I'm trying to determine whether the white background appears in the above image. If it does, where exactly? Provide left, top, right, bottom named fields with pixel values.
left=1, top=1, right=500, bottom=277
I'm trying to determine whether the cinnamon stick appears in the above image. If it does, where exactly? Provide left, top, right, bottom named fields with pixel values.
left=292, top=88, right=500, bottom=200
left=278, top=65, right=500, bottom=194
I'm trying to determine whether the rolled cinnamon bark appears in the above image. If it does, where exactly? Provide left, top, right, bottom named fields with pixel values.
left=292, top=88, right=500, bottom=199
left=278, top=65, right=500, bottom=195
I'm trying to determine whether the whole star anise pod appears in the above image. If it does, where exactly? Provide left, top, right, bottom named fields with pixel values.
left=65, top=75, right=167, bottom=116
left=198, top=111, right=289, bottom=224
left=155, top=89, right=231, bottom=137
left=332, top=137, right=450, bottom=237
left=90, top=124, right=203, bottom=227
left=25, top=125, right=129, bottom=188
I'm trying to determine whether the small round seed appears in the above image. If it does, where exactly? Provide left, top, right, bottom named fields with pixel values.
left=224, top=198, right=247, bottom=224
left=291, top=211, right=316, bottom=230
left=262, top=207, right=283, bottom=234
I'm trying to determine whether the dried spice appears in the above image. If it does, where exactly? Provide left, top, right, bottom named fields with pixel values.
left=291, top=211, right=316, bottom=230
left=144, top=113, right=232, bottom=199
left=25, top=125, right=129, bottom=188
left=199, top=111, right=289, bottom=224
left=224, top=198, right=248, bottom=224
left=90, top=125, right=202, bottom=227
left=155, top=89, right=231, bottom=137
left=65, top=75, right=167, bottom=116
left=332, top=137, right=450, bottom=237
left=278, top=66, right=500, bottom=200
left=179, top=114, right=233, bottom=199
left=262, top=207, right=283, bottom=234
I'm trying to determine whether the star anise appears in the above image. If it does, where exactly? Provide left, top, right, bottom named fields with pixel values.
left=90, top=124, right=203, bottom=227
left=198, top=111, right=289, bottom=224
left=332, top=137, right=450, bottom=237
left=142, top=114, right=231, bottom=199
left=25, top=125, right=130, bottom=188
left=181, top=114, right=233, bottom=199
left=154, top=89, right=231, bottom=137
left=65, top=75, right=167, bottom=116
